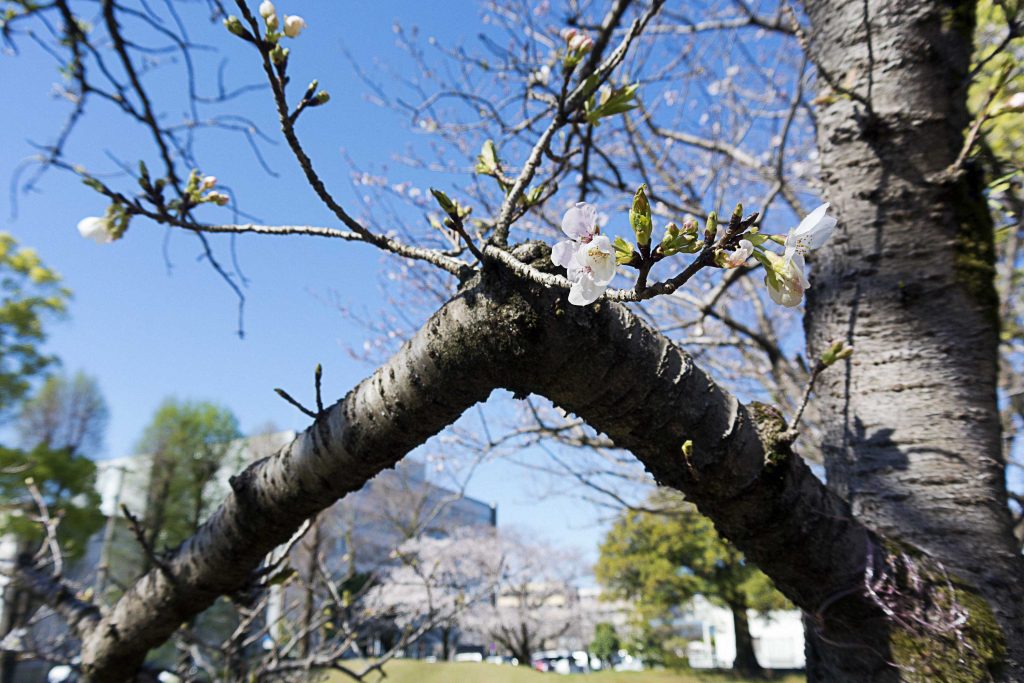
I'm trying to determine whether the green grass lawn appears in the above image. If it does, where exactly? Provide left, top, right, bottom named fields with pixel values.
left=320, top=660, right=804, bottom=683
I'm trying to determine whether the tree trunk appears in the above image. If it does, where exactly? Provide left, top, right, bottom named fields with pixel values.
left=803, top=0, right=1024, bottom=679
left=0, top=585, right=25, bottom=683
left=299, top=514, right=322, bottom=660
left=440, top=623, right=453, bottom=661
left=729, top=603, right=762, bottom=678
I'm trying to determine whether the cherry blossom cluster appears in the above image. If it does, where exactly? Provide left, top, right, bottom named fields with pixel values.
left=550, top=187, right=836, bottom=308
left=76, top=169, right=229, bottom=244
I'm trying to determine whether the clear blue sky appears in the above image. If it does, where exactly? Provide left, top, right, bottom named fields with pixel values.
left=0, top=1, right=633, bottom=565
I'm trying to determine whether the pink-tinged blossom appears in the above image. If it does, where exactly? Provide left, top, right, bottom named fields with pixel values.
left=551, top=202, right=598, bottom=269
left=566, top=235, right=616, bottom=305
left=722, top=239, right=754, bottom=268
left=550, top=203, right=616, bottom=305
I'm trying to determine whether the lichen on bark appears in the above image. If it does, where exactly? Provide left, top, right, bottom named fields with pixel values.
left=875, top=540, right=1006, bottom=681
left=747, top=401, right=790, bottom=467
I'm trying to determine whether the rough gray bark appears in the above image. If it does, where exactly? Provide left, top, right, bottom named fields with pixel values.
left=803, top=0, right=1024, bottom=679
left=21, top=259, right=1002, bottom=682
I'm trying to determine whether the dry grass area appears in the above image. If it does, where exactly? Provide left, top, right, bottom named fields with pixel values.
left=320, top=660, right=805, bottom=683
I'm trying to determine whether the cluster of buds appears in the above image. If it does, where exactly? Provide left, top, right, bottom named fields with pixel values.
left=561, top=28, right=593, bottom=68
left=224, top=2, right=305, bottom=44
left=820, top=339, right=854, bottom=366
left=660, top=217, right=701, bottom=257
left=186, top=170, right=230, bottom=206
left=259, top=1, right=306, bottom=39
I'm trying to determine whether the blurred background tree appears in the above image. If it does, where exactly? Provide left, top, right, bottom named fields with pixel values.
left=597, top=489, right=790, bottom=676
left=135, top=398, right=240, bottom=560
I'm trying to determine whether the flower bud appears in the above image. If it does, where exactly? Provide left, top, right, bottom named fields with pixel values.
left=223, top=16, right=245, bottom=36
left=270, top=44, right=289, bottom=66
left=569, top=33, right=593, bottom=54
left=613, top=236, right=635, bottom=265
left=629, top=184, right=653, bottom=246
left=259, top=1, right=276, bottom=19
left=475, top=139, right=500, bottom=176
left=704, top=212, right=719, bottom=243
left=312, top=90, right=330, bottom=105
left=821, top=340, right=854, bottom=366
left=430, top=188, right=457, bottom=215
left=206, top=191, right=230, bottom=206
left=283, top=14, right=306, bottom=38
left=200, top=175, right=217, bottom=191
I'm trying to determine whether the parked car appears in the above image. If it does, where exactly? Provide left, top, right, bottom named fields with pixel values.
left=454, top=652, right=484, bottom=663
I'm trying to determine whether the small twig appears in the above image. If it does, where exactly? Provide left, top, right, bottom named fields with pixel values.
left=948, top=63, right=1014, bottom=176
left=314, top=364, right=324, bottom=414
left=26, top=479, right=63, bottom=578
left=449, top=215, right=486, bottom=263
left=788, top=359, right=827, bottom=435
left=274, top=387, right=318, bottom=419
left=121, top=504, right=177, bottom=584
left=783, top=340, right=854, bottom=442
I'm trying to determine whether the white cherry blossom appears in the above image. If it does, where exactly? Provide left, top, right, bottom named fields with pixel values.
left=283, top=15, right=306, bottom=38
left=566, top=235, right=616, bottom=305
left=761, top=203, right=836, bottom=307
left=77, top=216, right=114, bottom=244
left=784, top=202, right=836, bottom=272
left=765, top=252, right=807, bottom=308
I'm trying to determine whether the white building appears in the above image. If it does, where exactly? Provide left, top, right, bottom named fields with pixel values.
left=681, top=595, right=805, bottom=670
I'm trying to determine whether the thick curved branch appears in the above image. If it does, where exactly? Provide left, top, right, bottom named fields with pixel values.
left=35, top=261, right=881, bottom=681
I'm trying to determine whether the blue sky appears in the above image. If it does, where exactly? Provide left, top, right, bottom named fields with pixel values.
left=0, top=1, right=623, bottom=563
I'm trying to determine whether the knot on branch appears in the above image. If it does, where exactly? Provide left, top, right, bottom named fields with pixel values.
left=510, top=240, right=559, bottom=275
left=747, top=401, right=792, bottom=467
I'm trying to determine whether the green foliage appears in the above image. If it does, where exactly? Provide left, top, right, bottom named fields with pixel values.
left=137, top=398, right=240, bottom=549
left=0, top=444, right=103, bottom=560
left=970, top=1, right=1024, bottom=169
left=585, top=83, right=640, bottom=125
left=590, top=622, right=621, bottom=663
left=596, top=489, right=789, bottom=664
left=0, top=233, right=70, bottom=419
